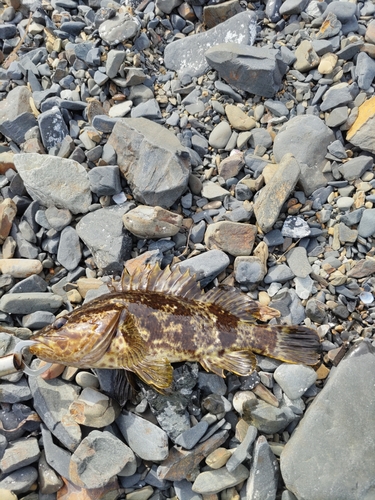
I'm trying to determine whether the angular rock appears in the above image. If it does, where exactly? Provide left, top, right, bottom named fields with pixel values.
left=0, top=377, right=32, bottom=403
left=0, top=437, right=40, bottom=474
left=0, top=466, right=38, bottom=495
left=226, top=425, right=257, bottom=472
left=273, top=116, right=334, bottom=172
left=57, top=226, right=82, bottom=271
left=246, top=436, right=279, bottom=500
left=347, top=96, right=375, bottom=153
left=164, top=11, right=256, bottom=78
left=338, top=156, right=373, bottom=181
left=294, top=40, right=320, bottom=72
left=175, top=421, right=209, bottom=450
left=108, top=118, right=190, bottom=208
left=0, top=113, right=38, bottom=146
left=225, top=105, right=256, bottom=131
left=99, top=13, right=140, bottom=45
left=205, top=43, right=287, bottom=98
left=286, top=247, right=312, bottom=278
left=274, top=364, right=317, bottom=400
left=14, top=153, right=92, bottom=214
left=116, top=411, right=169, bottom=461
left=28, top=375, right=81, bottom=451
left=38, top=450, right=63, bottom=495
left=88, top=166, right=122, bottom=196
left=76, top=204, right=133, bottom=274
left=69, top=430, right=135, bottom=489
left=244, top=399, right=296, bottom=434
left=0, top=87, right=33, bottom=125
left=123, top=205, right=183, bottom=238
left=38, top=107, right=69, bottom=150
left=254, top=153, right=301, bottom=233
left=0, top=199, right=17, bottom=244
left=204, top=221, right=257, bottom=256
left=281, top=341, right=375, bottom=500
left=347, top=258, right=375, bottom=278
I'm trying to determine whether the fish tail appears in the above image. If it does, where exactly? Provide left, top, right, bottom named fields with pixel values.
left=242, top=324, right=321, bottom=366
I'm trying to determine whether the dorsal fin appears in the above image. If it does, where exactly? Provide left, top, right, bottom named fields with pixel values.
left=119, top=263, right=203, bottom=300
left=201, top=285, right=280, bottom=322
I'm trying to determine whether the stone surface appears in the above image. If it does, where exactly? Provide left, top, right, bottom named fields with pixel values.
left=14, top=154, right=91, bottom=214
left=254, top=154, right=301, bottom=233
left=347, top=96, right=375, bottom=153
left=69, top=387, right=120, bottom=428
left=274, top=364, right=317, bottom=400
left=108, top=118, right=190, bottom=208
left=164, top=11, right=256, bottom=78
left=246, top=436, right=279, bottom=500
left=205, top=43, right=287, bottom=98
left=281, top=341, right=375, bottom=500
left=123, top=205, right=183, bottom=238
left=204, top=221, right=257, bottom=256
left=192, top=464, right=249, bottom=494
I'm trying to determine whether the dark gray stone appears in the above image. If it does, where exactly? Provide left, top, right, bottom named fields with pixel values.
left=0, top=112, right=38, bottom=146
left=57, top=226, right=82, bottom=271
left=246, top=435, right=279, bottom=499
left=8, top=275, right=48, bottom=294
left=205, top=43, right=287, bottom=98
left=338, top=156, right=373, bottom=181
left=0, top=466, right=38, bottom=494
left=164, top=11, right=257, bottom=78
left=76, top=204, right=133, bottom=273
left=88, top=165, right=122, bottom=196
left=130, top=98, right=162, bottom=120
left=38, top=108, right=69, bottom=150
left=355, top=52, right=375, bottom=90
left=22, top=310, right=56, bottom=329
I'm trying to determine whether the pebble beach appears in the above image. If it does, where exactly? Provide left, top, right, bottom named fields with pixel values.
left=0, top=0, right=375, bottom=498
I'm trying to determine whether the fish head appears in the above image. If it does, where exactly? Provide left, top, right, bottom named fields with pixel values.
left=29, top=299, right=123, bottom=367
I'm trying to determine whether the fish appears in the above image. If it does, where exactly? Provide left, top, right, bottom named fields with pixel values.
left=29, top=264, right=321, bottom=391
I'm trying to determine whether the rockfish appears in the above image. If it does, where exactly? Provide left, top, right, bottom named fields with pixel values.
left=29, top=265, right=321, bottom=391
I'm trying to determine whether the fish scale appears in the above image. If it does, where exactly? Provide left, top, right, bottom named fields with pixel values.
left=29, top=264, right=321, bottom=391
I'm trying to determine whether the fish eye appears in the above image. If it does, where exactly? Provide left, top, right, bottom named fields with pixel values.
left=52, top=317, right=68, bottom=329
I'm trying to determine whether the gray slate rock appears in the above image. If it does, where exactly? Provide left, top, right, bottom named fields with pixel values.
left=88, top=166, right=122, bottom=196
left=254, top=153, right=300, bottom=233
left=22, top=310, right=55, bottom=329
left=98, top=13, right=140, bottom=45
left=358, top=209, right=375, bottom=237
left=0, top=466, right=38, bottom=495
left=164, top=11, right=256, bottom=78
left=14, top=154, right=92, bottom=214
left=338, top=156, right=373, bottom=181
left=177, top=249, right=230, bottom=287
left=273, top=115, right=335, bottom=174
left=286, top=247, right=312, bottom=278
left=117, top=410, right=169, bottom=461
left=0, top=437, right=40, bottom=474
left=57, top=226, right=81, bottom=271
left=281, top=340, right=375, bottom=500
left=264, top=264, right=295, bottom=284
left=0, top=377, right=32, bottom=403
left=226, top=425, right=257, bottom=472
left=0, top=112, right=38, bottom=146
left=29, top=375, right=81, bottom=452
left=246, top=435, right=279, bottom=500
left=192, top=464, right=249, bottom=494
left=175, top=421, right=209, bottom=450
left=205, top=43, right=287, bottom=98
left=76, top=204, right=133, bottom=274
left=108, top=118, right=190, bottom=208
left=41, top=425, right=71, bottom=479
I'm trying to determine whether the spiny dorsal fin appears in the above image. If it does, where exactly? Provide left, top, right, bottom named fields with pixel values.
left=201, top=285, right=280, bottom=322
left=119, top=263, right=203, bottom=301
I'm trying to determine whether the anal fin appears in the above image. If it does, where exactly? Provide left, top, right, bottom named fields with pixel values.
left=132, top=356, right=173, bottom=392
left=200, top=350, right=257, bottom=378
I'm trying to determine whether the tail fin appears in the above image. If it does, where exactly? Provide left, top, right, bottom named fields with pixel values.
left=250, top=324, right=321, bottom=366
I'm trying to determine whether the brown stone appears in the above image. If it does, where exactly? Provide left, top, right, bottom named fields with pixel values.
left=347, top=258, right=375, bottom=278
left=205, top=447, right=232, bottom=469
left=178, top=2, right=196, bottom=21
left=0, top=198, right=17, bottom=244
left=204, top=221, right=257, bottom=257
left=218, top=153, right=244, bottom=180
left=158, top=430, right=229, bottom=481
left=365, top=19, right=375, bottom=44
left=203, top=0, right=244, bottom=29
left=347, top=96, right=375, bottom=153
left=0, top=151, right=16, bottom=174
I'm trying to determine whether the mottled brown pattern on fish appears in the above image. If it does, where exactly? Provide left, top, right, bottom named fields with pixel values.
left=30, top=264, right=321, bottom=390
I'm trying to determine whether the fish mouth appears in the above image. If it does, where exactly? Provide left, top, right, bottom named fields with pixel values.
left=12, top=340, right=53, bottom=376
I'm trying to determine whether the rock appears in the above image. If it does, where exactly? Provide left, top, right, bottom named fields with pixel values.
left=177, top=250, right=230, bottom=287
left=69, top=430, right=135, bottom=489
left=320, top=84, right=354, bottom=112
left=208, top=120, right=232, bottom=149
left=347, top=258, right=375, bottom=278
left=88, top=166, right=122, bottom=196
left=338, top=156, right=373, bottom=181
left=164, top=11, right=256, bottom=78
left=286, top=247, right=312, bottom=278
left=69, top=387, right=121, bottom=428
left=218, top=153, right=244, bottom=180
left=117, top=411, right=169, bottom=461
left=274, top=364, right=317, bottom=400
left=38, top=107, right=69, bottom=150
left=246, top=436, right=279, bottom=500
left=38, top=450, right=63, bottom=494
left=123, top=205, right=183, bottom=238
left=254, top=154, right=301, bottom=233
left=0, top=87, right=32, bottom=125
left=0, top=258, right=42, bottom=278
left=205, top=43, right=287, bottom=98
left=225, top=105, right=256, bottom=131
left=358, top=209, right=375, bottom=237
left=14, top=153, right=91, bottom=214
left=0, top=437, right=40, bottom=474
left=0, top=466, right=38, bottom=495
left=107, top=118, right=190, bottom=208
left=28, top=375, right=81, bottom=451
left=347, top=96, right=375, bottom=153
left=0, top=377, right=32, bottom=403
left=317, top=12, right=342, bottom=39
left=273, top=115, right=334, bottom=173
left=0, top=199, right=17, bottom=244
left=0, top=292, right=63, bottom=314
left=204, top=221, right=257, bottom=256
left=76, top=204, right=133, bottom=274
left=57, top=226, right=82, bottom=271
left=201, top=181, right=230, bottom=200
left=264, top=264, right=295, bottom=284
left=226, top=425, right=257, bottom=472
left=293, top=40, right=320, bottom=72
left=245, top=399, right=296, bottom=434
left=281, top=216, right=311, bottom=239
left=281, top=341, right=375, bottom=500
left=192, top=464, right=249, bottom=494
left=45, top=206, right=72, bottom=231
left=98, top=13, right=140, bottom=45
left=22, top=310, right=55, bottom=329
left=234, top=256, right=266, bottom=284
left=174, top=421, right=209, bottom=450
left=158, top=430, right=229, bottom=482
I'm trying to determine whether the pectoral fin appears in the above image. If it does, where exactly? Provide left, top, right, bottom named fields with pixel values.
left=132, top=357, right=174, bottom=391
left=201, top=350, right=257, bottom=378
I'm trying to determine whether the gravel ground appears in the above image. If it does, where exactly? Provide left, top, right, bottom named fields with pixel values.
left=0, top=0, right=375, bottom=499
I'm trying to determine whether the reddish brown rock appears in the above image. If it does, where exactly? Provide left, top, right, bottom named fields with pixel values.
left=347, top=258, right=375, bottom=278
left=218, top=153, right=244, bottom=180
left=0, top=198, right=17, bottom=244
left=205, top=221, right=257, bottom=256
